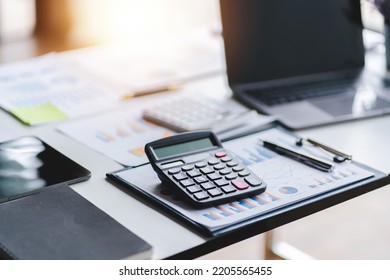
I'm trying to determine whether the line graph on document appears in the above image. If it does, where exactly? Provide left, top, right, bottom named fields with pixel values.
left=223, top=129, right=373, bottom=194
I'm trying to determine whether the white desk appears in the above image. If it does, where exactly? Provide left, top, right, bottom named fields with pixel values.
left=2, top=69, right=390, bottom=259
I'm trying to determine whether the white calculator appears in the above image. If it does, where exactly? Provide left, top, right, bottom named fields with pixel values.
left=142, top=97, right=255, bottom=132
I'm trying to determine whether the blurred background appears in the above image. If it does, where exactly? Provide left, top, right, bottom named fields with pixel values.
left=1, top=0, right=390, bottom=260
left=0, top=0, right=220, bottom=62
left=0, top=0, right=385, bottom=61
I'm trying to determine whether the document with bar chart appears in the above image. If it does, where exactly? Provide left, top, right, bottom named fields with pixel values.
left=109, top=126, right=376, bottom=235
left=0, top=53, right=120, bottom=125
left=58, top=108, right=174, bottom=166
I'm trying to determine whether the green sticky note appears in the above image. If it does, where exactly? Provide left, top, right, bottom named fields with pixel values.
left=10, top=103, right=68, bottom=125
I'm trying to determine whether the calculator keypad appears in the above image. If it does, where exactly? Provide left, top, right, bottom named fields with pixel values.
left=163, top=150, right=266, bottom=207
left=142, top=98, right=231, bottom=132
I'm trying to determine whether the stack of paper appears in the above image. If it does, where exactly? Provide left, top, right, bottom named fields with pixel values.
left=62, top=27, right=225, bottom=97
left=0, top=54, right=119, bottom=125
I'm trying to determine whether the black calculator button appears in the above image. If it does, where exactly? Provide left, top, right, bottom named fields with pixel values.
left=231, top=178, right=249, bottom=190
left=219, top=168, right=231, bottom=175
left=245, top=177, right=263, bottom=187
left=208, top=158, right=220, bottom=165
left=221, top=156, right=233, bottom=162
left=214, top=151, right=227, bottom=158
left=238, top=170, right=250, bottom=177
left=213, top=163, right=225, bottom=170
left=181, top=165, right=194, bottom=171
left=168, top=168, right=181, bottom=175
left=200, top=167, right=215, bottom=174
left=221, top=185, right=237, bottom=194
left=207, top=173, right=222, bottom=181
left=187, top=170, right=201, bottom=178
left=225, top=173, right=238, bottom=180
left=193, top=192, right=210, bottom=201
left=208, top=188, right=223, bottom=197
left=201, top=182, right=216, bottom=190
left=214, top=179, right=229, bottom=187
left=194, top=176, right=208, bottom=184
left=173, top=173, right=188, bottom=181
left=232, top=165, right=244, bottom=172
left=187, top=185, right=203, bottom=194
left=195, top=161, right=207, bottom=168
left=180, top=179, right=195, bottom=188
left=226, top=161, right=239, bottom=167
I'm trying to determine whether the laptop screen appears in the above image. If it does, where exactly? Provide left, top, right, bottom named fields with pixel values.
left=220, top=0, right=365, bottom=86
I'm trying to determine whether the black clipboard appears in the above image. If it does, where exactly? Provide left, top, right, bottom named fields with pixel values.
left=106, top=123, right=390, bottom=240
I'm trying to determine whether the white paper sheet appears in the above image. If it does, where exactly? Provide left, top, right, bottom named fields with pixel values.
left=0, top=124, right=20, bottom=142
left=0, top=53, right=120, bottom=125
left=62, top=27, right=225, bottom=96
left=57, top=108, right=175, bottom=167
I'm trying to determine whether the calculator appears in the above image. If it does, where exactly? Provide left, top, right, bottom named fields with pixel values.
left=142, top=98, right=249, bottom=132
left=145, top=131, right=267, bottom=208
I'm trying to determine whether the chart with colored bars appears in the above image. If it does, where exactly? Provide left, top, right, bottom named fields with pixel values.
left=58, top=109, right=174, bottom=166
left=0, top=54, right=119, bottom=125
left=114, top=127, right=375, bottom=232
left=94, top=119, right=172, bottom=158
left=202, top=193, right=280, bottom=221
left=229, top=144, right=276, bottom=167
left=195, top=128, right=374, bottom=226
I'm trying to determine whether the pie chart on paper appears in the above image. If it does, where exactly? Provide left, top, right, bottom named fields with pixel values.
left=278, top=186, right=298, bottom=195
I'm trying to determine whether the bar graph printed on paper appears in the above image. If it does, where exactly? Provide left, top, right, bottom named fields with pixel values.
left=93, top=118, right=173, bottom=164
left=202, top=193, right=280, bottom=221
left=196, top=129, right=375, bottom=223
left=58, top=111, right=174, bottom=166
left=0, top=54, right=120, bottom=125
left=122, top=127, right=376, bottom=231
left=94, top=119, right=158, bottom=143
left=229, top=145, right=276, bottom=167
left=93, top=119, right=172, bottom=154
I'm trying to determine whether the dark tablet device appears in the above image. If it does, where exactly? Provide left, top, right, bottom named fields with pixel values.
left=0, top=136, right=91, bottom=203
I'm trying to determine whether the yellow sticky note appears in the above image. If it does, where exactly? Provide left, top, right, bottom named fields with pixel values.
left=10, top=103, right=68, bottom=125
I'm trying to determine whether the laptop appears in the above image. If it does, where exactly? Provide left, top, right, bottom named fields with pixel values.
left=220, top=0, right=390, bottom=129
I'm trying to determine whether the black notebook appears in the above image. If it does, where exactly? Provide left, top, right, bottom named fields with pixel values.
left=0, top=184, right=152, bottom=260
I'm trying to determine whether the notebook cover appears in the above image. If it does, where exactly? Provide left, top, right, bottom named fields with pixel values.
left=0, top=184, right=152, bottom=260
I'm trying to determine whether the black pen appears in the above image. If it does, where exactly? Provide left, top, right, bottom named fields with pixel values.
left=261, top=140, right=334, bottom=172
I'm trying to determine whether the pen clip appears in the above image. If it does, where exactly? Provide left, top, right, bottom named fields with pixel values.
left=296, top=137, right=352, bottom=163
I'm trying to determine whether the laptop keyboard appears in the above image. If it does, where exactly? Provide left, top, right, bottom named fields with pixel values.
left=245, top=77, right=357, bottom=106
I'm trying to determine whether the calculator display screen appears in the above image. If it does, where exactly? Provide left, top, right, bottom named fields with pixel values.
left=154, top=138, right=215, bottom=159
